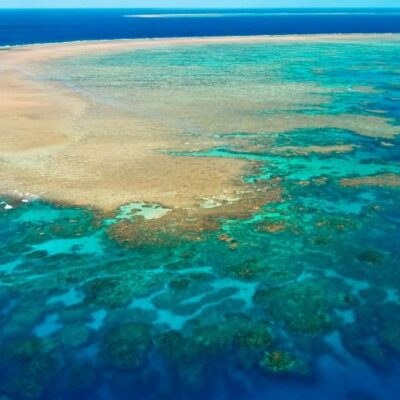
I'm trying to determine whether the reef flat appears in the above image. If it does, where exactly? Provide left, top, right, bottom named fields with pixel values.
left=1, top=34, right=400, bottom=399
left=0, top=35, right=399, bottom=215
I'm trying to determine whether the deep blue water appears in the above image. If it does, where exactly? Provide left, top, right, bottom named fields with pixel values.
left=1, top=8, right=400, bottom=46
left=2, top=10, right=400, bottom=400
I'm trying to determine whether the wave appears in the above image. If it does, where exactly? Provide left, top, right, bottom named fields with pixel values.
left=125, top=12, right=400, bottom=18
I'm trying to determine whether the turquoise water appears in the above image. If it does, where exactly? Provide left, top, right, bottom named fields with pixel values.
left=2, top=38, right=400, bottom=399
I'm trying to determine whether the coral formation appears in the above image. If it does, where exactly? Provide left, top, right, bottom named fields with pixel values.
left=100, top=323, right=152, bottom=370
left=259, top=351, right=307, bottom=375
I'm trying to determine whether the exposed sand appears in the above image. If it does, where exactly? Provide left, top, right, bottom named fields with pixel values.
left=1, top=38, right=254, bottom=213
left=1, top=34, right=399, bottom=217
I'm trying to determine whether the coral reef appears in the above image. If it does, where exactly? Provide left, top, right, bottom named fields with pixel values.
left=253, top=283, right=333, bottom=335
left=259, top=351, right=307, bottom=375
left=100, top=323, right=152, bottom=371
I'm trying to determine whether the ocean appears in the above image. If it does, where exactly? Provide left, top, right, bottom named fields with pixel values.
left=1, top=8, right=400, bottom=46
left=1, top=9, right=400, bottom=400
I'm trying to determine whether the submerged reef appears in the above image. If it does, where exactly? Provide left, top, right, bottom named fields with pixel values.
left=254, top=282, right=333, bottom=335
left=341, top=173, right=400, bottom=188
left=1, top=36, right=400, bottom=399
left=260, top=351, right=308, bottom=376
left=100, top=323, right=152, bottom=371
left=106, top=181, right=281, bottom=248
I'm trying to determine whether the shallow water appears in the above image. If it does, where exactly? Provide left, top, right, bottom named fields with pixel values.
left=2, top=37, right=400, bottom=399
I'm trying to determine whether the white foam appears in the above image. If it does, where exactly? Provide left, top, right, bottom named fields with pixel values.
left=0, top=201, right=13, bottom=210
left=126, top=12, right=400, bottom=19
left=8, top=190, right=40, bottom=204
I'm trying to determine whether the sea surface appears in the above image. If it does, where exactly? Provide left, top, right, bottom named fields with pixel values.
left=1, top=10, right=400, bottom=400
left=1, top=8, right=400, bottom=46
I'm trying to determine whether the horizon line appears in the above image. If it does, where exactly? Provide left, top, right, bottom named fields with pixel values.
left=1, top=6, right=400, bottom=10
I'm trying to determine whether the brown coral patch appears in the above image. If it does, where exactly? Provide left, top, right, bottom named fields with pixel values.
left=108, top=182, right=281, bottom=247
left=256, top=221, right=286, bottom=234
left=270, top=144, right=354, bottom=156
left=341, top=174, right=400, bottom=188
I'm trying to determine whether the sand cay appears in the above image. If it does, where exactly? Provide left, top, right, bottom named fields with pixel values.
left=0, top=34, right=399, bottom=218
